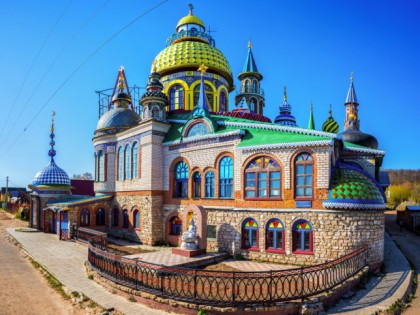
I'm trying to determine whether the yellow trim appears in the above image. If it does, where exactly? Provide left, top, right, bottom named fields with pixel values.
left=216, top=85, right=229, bottom=112
left=188, top=80, right=217, bottom=111
left=164, top=80, right=190, bottom=110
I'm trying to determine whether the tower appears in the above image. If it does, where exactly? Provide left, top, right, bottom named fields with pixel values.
left=235, top=41, right=265, bottom=115
left=344, top=72, right=359, bottom=130
left=274, top=87, right=297, bottom=126
left=140, top=70, right=169, bottom=121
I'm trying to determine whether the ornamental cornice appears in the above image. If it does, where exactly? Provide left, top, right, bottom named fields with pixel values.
left=322, top=201, right=386, bottom=210
left=162, top=129, right=245, bottom=147
left=237, top=140, right=333, bottom=151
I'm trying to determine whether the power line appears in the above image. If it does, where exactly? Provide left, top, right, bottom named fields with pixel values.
left=0, top=0, right=74, bottom=142
left=0, top=0, right=110, bottom=151
left=0, top=0, right=170, bottom=161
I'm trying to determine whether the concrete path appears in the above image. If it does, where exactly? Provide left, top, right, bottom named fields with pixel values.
left=327, top=232, right=412, bottom=314
left=6, top=228, right=169, bottom=315
left=385, top=210, right=420, bottom=315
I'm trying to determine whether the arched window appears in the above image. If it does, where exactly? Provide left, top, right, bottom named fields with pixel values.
left=192, top=172, right=201, bottom=198
left=170, top=216, right=182, bottom=235
left=292, top=220, right=313, bottom=253
left=97, top=150, right=105, bottom=182
left=249, top=99, right=256, bottom=112
left=245, top=156, right=281, bottom=198
left=80, top=209, right=90, bottom=227
left=133, top=210, right=140, bottom=230
left=266, top=219, right=284, bottom=252
left=205, top=171, right=215, bottom=198
left=219, top=156, right=233, bottom=198
left=174, top=161, right=189, bottom=198
left=118, top=146, right=123, bottom=181
left=220, top=90, right=227, bottom=112
left=193, top=83, right=214, bottom=111
left=96, top=208, right=105, bottom=226
left=152, top=106, right=159, bottom=119
left=242, top=218, right=258, bottom=249
left=124, top=144, right=131, bottom=180
left=132, top=142, right=139, bottom=179
left=122, top=210, right=129, bottom=228
left=295, top=153, right=313, bottom=198
left=187, top=122, right=210, bottom=137
left=112, top=208, right=119, bottom=227
left=252, top=80, right=258, bottom=93
left=244, top=80, right=250, bottom=93
left=169, top=85, right=184, bottom=110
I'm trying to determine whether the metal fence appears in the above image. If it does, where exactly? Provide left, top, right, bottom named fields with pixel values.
left=87, top=236, right=368, bottom=306
left=75, top=227, right=107, bottom=250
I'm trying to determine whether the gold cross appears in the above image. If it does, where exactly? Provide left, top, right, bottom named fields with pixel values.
left=198, top=64, right=208, bottom=76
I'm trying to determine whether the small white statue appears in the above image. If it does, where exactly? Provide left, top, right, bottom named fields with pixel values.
left=181, top=219, right=198, bottom=250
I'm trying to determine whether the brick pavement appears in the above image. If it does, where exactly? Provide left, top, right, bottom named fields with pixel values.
left=327, top=232, right=412, bottom=314
left=6, top=228, right=169, bottom=315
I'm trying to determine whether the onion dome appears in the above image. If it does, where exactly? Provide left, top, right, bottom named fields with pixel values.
left=32, top=112, right=70, bottom=187
left=274, top=86, right=298, bottom=126
left=322, top=105, right=339, bottom=133
left=152, top=5, right=233, bottom=89
left=95, top=107, right=140, bottom=136
left=323, top=162, right=386, bottom=210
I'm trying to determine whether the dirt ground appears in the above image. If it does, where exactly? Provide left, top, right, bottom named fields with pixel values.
left=0, top=210, right=104, bottom=315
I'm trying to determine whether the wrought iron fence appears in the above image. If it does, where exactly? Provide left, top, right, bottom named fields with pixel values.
left=87, top=237, right=368, bottom=306
left=75, top=227, right=107, bottom=250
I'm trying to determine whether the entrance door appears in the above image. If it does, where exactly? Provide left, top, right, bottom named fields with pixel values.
left=60, top=212, right=69, bottom=240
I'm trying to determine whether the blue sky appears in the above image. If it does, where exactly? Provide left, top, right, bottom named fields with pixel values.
left=1, top=0, right=419, bottom=188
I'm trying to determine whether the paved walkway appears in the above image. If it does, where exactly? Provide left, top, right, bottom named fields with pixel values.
left=6, top=228, right=169, bottom=315
left=327, top=232, right=412, bottom=314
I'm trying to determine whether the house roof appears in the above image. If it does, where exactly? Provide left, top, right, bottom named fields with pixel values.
left=1, top=187, right=27, bottom=194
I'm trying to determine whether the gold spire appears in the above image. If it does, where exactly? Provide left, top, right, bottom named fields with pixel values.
left=198, top=64, right=208, bottom=76
left=118, top=66, right=126, bottom=91
left=283, top=86, right=287, bottom=101
left=248, top=40, right=252, bottom=49
left=350, top=71, right=354, bottom=81
left=51, top=111, right=55, bottom=132
left=188, top=3, right=193, bottom=15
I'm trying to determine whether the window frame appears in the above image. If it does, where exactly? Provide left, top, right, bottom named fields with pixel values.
left=112, top=208, right=119, bottom=227
left=97, top=150, right=105, bottom=182
left=122, top=210, right=129, bottom=229
left=169, top=216, right=182, bottom=236
left=118, top=146, right=124, bottom=181
left=80, top=208, right=90, bottom=227
left=174, top=161, right=189, bottom=198
left=169, top=85, right=184, bottom=110
left=265, top=219, right=285, bottom=253
left=192, top=172, right=201, bottom=198
left=96, top=208, right=105, bottom=226
left=219, top=156, right=233, bottom=198
left=294, top=153, right=314, bottom=200
left=133, top=210, right=140, bottom=230
left=242, top=218, right=259, bottom=250
left=244, top=156, right=282, bottom=200
left=131, top=142, right=139, bottom=179
left=124, top=144, right=131, bottom=180
left=204, top=171, right=215, bottom=198
left=292, top=220, right=314, bottom=255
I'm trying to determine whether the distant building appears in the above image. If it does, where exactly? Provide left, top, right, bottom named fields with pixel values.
left=397, top=205, right=420, bottom=233
left=29, top=7, right=387, bottom=270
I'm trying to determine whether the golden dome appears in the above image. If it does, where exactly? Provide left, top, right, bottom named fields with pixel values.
left=176, top=15, right=205, bottom=31
left=152, top=40, right=233, bottom=87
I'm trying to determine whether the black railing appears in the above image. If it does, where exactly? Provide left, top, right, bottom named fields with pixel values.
left=87, top=237, right=368, bottom=306
left=75, top=227, right=107, bottom=250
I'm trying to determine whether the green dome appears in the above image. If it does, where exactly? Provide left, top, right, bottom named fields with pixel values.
left=322, top=109, right=339, bottom=133
left=152, top=40, right=233, bottom=87
left=323, top=163, right=386, bottom=210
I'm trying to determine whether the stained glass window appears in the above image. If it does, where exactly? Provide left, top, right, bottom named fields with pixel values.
left=242, top=218, right=259, bottom=249
left=96, top=208, right=105, bottom=226
left=193, top=83, right=214, bottom=111
left=169, top=85, right=184, bottom=110
left=187, top=122, right=210, bottom=137
left=118, top=146, right=123, bottom=181
left=132, top=142, right=139, bottom=179
left=266, top=219, right=284, bottom=251
left=219, top=156, right=233, bottom=198
left=245, top=156, right=281, bottom=198
left=205, top=171, right=215, bottom=198
left=295, top=153, right=313, bottom=198
left=293, top=220, right=313, bottom=252
left=174, top=161, right=189, bottom=198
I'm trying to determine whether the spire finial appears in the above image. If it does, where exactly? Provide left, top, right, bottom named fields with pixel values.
left=118, top=66, right=126, bottom=92
left=350, top=71, right=354, bottom=81
left=188, top=3, right=193, bottom=15
left=198, top=64, right=208, bottom=77
left=283, top=86, right=287, bottom=101
left=329, top=104, right=332, bottom=117
left=248, top=40, right=252, bottom=49
left=310, top=101, right=313, bottom=112
left=49, top=111, right=56, bottom=160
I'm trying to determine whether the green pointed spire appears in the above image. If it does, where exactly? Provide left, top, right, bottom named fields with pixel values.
left=308, top=102, right=316, bottom=130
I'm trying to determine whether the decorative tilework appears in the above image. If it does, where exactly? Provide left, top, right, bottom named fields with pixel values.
left=32, top=160, right=71, bottom=186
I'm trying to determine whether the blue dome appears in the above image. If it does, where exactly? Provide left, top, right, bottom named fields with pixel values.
left=274, top=99, right=298, bottom=127
left=96, top=108, right=140, bottom=135
left=32, top=159, right=71, bottom=186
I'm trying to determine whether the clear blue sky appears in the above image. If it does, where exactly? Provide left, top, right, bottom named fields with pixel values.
left=1, top=0, right=419, bottom=188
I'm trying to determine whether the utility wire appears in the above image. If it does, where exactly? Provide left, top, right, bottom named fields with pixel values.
left=0, top=0, right=170, bottom=161
left=0, top=0, right=74, bottom=141
left=0, top=0, right=110, bottom=151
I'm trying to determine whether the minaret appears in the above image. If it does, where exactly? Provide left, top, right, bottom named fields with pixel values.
left=308, top=102, right=316, bottom=130
left=140, top=65, right=169, bottom=121
left=344, top=72, right=359, bottom=130
left=234, top=41, right=265, bottom=115
left=274, top=86, right=297, bottom=126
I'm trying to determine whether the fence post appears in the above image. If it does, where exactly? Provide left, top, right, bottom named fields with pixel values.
left=269, top=270, right=273, bottom=303
left=232, top=272, right=236, bottom=303
left=194, top=270, right=197, bottom=303
left=300, top=266, right=304, bottom=302
left=135, top=260, right=138, bottom=291
left=161, top=264, right=165, bottom=298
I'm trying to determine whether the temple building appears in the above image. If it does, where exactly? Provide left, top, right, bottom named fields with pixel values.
left=29, top=7, right=388, bottom=270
